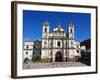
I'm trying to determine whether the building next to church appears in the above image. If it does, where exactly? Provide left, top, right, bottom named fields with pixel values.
left=41, top=20, right=81, bottom=62
left=23, top=40, right=41, bottom=63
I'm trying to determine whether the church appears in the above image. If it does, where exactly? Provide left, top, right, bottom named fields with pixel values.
left=41, top=20, right=81, bottom=62
left=23, top=20, right=81, bottom=63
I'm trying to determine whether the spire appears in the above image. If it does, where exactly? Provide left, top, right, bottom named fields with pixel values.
left=43, top=20, right=49, bottom=26
left=69, top=21, right=74, bottom=27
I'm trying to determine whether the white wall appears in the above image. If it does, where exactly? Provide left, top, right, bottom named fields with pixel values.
left=24, top=50, right=33, bottom=61
left=0, top=0, right=100, bottom=80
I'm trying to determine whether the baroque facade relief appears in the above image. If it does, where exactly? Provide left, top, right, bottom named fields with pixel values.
left=41, top=20, right=81, bottom=62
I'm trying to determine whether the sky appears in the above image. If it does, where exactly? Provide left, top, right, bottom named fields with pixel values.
left=23, top=10, right=91, bottom=42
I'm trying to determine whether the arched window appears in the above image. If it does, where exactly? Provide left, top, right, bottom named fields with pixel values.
left=33, top=46, right=35, bottom=48
left=44, top=28, right=47, bottom=32
left=70, top=29, right=72, bottom=33
left=44, top=42, right=46, bottom=44
left=27, top=46, right=28, bottom=49
left=77, top=50, right=79, bottom=53
left=26, top=52, right=28, bottom=55
left=57, top=41, right=60, bottom=47
left=33, top=51, right=34, bottom=55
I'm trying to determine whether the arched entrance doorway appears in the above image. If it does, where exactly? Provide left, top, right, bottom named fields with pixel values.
left=55, top=52, right=63, bottom=62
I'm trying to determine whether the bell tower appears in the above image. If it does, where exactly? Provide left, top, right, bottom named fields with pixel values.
left=68, top=21, right=74, bottom=39
left=42, top=20, right=50, bottom=38
left=41, top=20, right=50, bottom=59
left=68, top=21, right=74, bottom=48
left=67, top=21, right=75, bottom=61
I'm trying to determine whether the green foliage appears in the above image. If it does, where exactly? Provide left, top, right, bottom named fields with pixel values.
left=35, top=56, right=41, bottom=61
left=81, top=50, right=90, bottom=59
left=40, top=59, right=47, bottom=63
left=32, top=56, right=41, bottom=61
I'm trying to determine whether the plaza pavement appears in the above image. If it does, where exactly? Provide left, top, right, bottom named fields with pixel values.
left=23, top=62, right=88, bottom=69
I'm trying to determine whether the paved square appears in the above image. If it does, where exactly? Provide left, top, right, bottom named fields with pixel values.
left=23, top=62, right=88, bottom=69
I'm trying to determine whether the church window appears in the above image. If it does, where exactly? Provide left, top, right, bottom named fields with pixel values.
left=71, top=42, right=73, bottom=45
left=26, top=52, right=28, bottom=55
left=70, top=29, right=72, bottom=33
left=44, top=28, right=47, bottom=32
left=57, top=41, right=60, bottom=47
left=33, top=46, right=35, bottom=48
left=33, top=51, right=34, bottom=55
left=44, top=42, right=46, bottom=44
left=77, top=50, right=79, bottom=53
left=39, top=52, right=41, bottom=55
left=27, top=46, right=28, bottom=49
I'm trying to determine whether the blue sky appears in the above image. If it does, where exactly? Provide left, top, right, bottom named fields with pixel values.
left=23, top=10, right=91, bottom=42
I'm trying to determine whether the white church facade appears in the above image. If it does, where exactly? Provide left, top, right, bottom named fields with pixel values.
left=41, top=20, right=81, bottom=62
